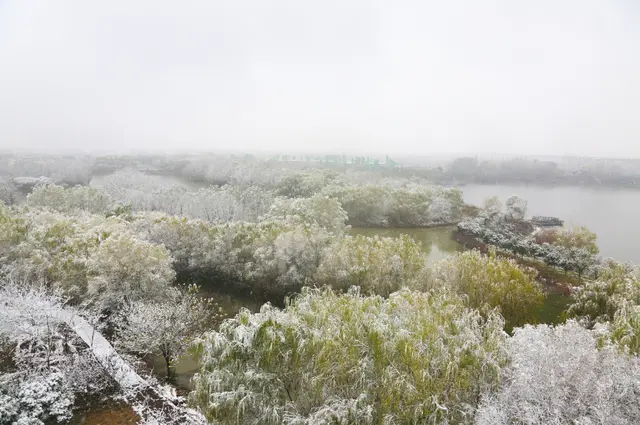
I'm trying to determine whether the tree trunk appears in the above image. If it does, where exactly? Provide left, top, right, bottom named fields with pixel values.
left=162, top=347, right=176, bottom=383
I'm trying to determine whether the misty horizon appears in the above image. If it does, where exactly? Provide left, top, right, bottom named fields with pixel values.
left=1, top=1, right=639, bottom=158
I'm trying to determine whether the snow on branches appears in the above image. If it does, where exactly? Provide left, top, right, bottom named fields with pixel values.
left=322, top=184, right=464, bottom=227
left=431, top=250, right=545, bottom=332
left=114, top=286, right=221, bottom=383
left=191, top=287, right=508, bottom=425
left=315, top=234, right=425, bottom=296
left=0, top=282, right=115, bottom=424
left=475, top=321, right=640, bottom=425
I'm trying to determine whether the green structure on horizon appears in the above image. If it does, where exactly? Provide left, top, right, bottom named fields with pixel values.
left=273, top=153, right=398, bottom=168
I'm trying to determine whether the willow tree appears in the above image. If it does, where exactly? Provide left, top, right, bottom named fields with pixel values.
left=431, top=250, right=545, bottom=332
left=190, top=287, right=507, bottom=425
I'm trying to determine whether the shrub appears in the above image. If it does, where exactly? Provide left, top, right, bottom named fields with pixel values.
left=0, top=372, right=74, bottom=425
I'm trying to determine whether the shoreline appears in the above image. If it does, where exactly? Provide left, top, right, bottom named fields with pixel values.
left=451, top=230, right=574, bottom=295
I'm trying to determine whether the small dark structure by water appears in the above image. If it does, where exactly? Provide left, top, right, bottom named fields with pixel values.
left=530, top=216, right=564, bottom=227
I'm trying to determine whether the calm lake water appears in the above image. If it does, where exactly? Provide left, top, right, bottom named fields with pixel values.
left=460, top=184, right=640, bottom=264
left=348, top=184, right=639, bottom=265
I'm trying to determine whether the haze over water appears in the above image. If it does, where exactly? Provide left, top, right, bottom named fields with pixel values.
left=462, top=184, right=640, bottom=264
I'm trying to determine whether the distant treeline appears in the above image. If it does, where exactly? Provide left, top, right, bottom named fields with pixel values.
left=2, top=153, right=640, bottom=193
left=416, top=156, right=640, bottom=188
left=81, top=154, right=640, bottom=189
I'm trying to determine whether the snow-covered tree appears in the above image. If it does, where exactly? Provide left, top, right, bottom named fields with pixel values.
left=0, top=209, right=137, bottom=299
left=323, top=184, right=391, bottom=227
left=554, top=225, right=600, bottom=255
left=133, top=213, right=221, bottom=279
left=275, top=169, right=338, bottom=198
left=187, top=185, right=274, bottom=223
left=247, top=225, right=332, bottom=296
left=0, top=283, right=67, bottom=372
left=191, top=287, right=507, bottom=425
left=568, top=247, right=595, bottom=280
left=1, top=154, right=91, bottom=187
left=263, top=194, right=348, bottom=233
left=180, top=154, right=285, bottom=187
left=315, top=234, right=425, bottom=296
left=457, top=212, right=600, bottom=279
left=6, top=212, right=92, bottom=295
left=27, top=184, right=113, bottom=215
left=431, top=187, right=464, bottom=222
left=567, top=260, right=640, bottom=328
left=115, top=286, right=220, bottom=382
left=0, top=282, right=115, bottom=424
left=0, top=202, right=27, bottom=260
left=0, top=179, right=20, bottom=206
left=387, top=188, right=432, bottom=227
left=135, top=213, right=333, bottom=299
left=12, top=176, right=54, bottom=192
left=533, top=228, right=558, bottom=244
left=483, top=196, right=502, bottom=214
left=86, top=234, right=175, bottom=311
left=93, top=169, right=274, bottom=222
left=431, top=250, right=545, bottom=332
left=322, top=184, right=464, bottom=228
left=92, top=169, right=192, bottom=216
left=475, top=321, right=640, bottom=425
left=505, top=195, right=527, bottom=220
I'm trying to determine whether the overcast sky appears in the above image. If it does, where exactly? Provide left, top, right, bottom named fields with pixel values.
left=0, top=0, right=638, bottom=157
